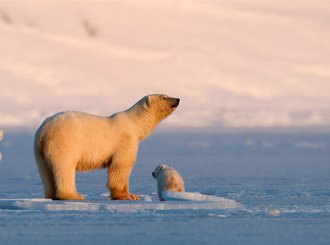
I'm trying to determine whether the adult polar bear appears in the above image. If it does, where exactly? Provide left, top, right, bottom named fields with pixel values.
left=34, top=94, right=180, bottom=201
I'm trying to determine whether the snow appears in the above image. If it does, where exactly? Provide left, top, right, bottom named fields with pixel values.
left=1, top=131, right=330, bottom=244
left=0, top=1, right=330, bottom=129
left=161, top=191, right=242, bottom=207
left=0, top=130, right=2, bottom=160
left=0, top=1, right=330, bottom=244
left=0, top=192, right=242, bottom=211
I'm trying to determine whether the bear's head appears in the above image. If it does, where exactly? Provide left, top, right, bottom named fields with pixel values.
left=152, top=164, right=169, bottom=179
left=143, top=94, right=180, bottom=121
left=128, top=94, right=180, bottom=140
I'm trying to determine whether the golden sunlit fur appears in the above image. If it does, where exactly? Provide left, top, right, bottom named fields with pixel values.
left=152, top=164, right=185, bottom=201
left=34, top=94, right=180, bottom=200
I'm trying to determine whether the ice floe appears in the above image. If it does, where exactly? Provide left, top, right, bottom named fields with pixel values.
left=161, top=191, right=241, bottom=204
left=0, top=193, right=242, bottom=211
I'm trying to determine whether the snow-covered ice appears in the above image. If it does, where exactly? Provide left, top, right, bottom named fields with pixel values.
left=161, top=191, right=242, bottom=207
left=0, top=130, right=2, bottom=161
left=0, top=1, right=330, bottom=244
left=0, top=192, right=242, bottom=212
left=0, top=132, right=329, bottom=244
left=0, top=1, right=330, bottom=129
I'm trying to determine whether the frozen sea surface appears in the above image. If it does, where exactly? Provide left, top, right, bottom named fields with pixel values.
left=0, top=130, right=330, bottom=244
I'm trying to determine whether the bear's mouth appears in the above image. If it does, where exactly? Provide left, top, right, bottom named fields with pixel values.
left=171, top=98, right=180, bottom=108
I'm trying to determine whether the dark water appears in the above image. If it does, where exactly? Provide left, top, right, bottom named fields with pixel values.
left=0, top=130, right=329, bottom=244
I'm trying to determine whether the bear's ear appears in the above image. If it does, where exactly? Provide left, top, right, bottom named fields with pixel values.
left=144, top=96, right=152, bottom=108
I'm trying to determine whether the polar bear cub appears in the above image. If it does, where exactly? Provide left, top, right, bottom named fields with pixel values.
left=152, top=164, right=185, bottom=201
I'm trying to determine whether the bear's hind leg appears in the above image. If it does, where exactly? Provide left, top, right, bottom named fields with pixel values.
left=52, top=164, right=84, bottom=201
left=36, top=158, right=56, bottom=199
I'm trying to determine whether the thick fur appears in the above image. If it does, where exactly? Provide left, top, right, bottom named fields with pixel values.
left=152, top=164, right=185, bottom=201
left=34, top=94, right=180, bottom=200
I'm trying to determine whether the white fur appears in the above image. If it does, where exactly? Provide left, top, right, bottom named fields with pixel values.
left=34, top=94, right=180, bottom=200
left=152, top=164, right=185, bottom=201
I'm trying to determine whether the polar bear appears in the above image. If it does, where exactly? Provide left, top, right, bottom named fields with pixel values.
left=34, top=94, right=180, bottom=201
left=152, top=164, right=185, bottom=201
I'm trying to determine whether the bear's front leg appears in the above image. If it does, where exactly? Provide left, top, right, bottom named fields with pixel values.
left=123, top=181, right=141, bottom=200
left=107, top=160, right=140, bottom=200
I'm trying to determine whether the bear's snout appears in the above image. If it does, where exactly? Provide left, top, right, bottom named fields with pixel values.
left=171, top=98, right=180, bottom=108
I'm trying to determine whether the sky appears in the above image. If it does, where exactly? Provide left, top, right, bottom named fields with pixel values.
left=0, top=1, right=330, bottom=130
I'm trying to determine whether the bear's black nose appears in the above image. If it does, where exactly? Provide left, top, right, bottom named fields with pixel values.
left=171, top=98, right=180, bottom=108
left=152, top=172, right=155, bottom=178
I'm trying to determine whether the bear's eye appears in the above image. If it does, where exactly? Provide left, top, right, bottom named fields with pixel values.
left=162, top=96, right=167, bottom=100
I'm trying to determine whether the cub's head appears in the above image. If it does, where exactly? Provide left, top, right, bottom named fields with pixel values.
left=143, top=94, right=180, bottom=120
left=152, top=164, right=169, bottom=179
